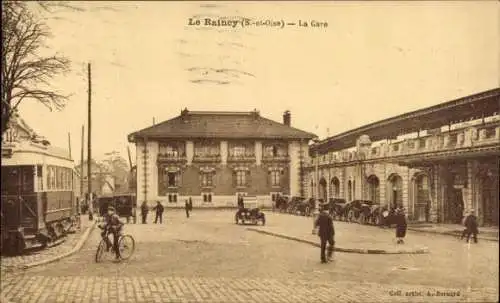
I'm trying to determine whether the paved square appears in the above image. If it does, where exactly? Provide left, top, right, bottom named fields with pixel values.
left=1, top=210, right=498, bottom=302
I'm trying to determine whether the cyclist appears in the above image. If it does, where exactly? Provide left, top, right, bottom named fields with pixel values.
left=100, top=206, right=124, bottom=260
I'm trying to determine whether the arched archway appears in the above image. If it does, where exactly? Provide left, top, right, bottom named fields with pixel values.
left=388, top=173, right=403, bottom=208
left=478, top=173, right=499, bottom=226
left=347, top=180, right=352, bottom=201
left=330, top=177, right=340, bottom=198
left=413, top=173, right=430, bottom=222
left=366, top=175, right=380, bottom=204
left=319, top=177, right=327, bottom=201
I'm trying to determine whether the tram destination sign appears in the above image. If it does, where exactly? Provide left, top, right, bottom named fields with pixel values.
left=1, top=148, right=13, bottom=158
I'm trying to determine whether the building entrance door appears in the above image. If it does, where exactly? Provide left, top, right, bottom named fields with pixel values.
left=481, top=175, right=499, bottom=226
left=449, top=188, right=464, bottom=224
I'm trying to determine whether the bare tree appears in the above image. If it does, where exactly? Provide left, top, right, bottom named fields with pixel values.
left=1, top=1, right=70, bottom=137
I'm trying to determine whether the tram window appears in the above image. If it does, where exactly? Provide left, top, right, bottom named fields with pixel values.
left=37, top=166, right=43, bottom=191
left=22, top=166, right=34, bottom=192
left=1, top=167, right=20, bottom=195
left=51, top=167, right=56, bottom=189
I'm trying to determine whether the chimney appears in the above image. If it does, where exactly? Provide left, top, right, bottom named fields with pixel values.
left=283, top=110, right=291, bottom=126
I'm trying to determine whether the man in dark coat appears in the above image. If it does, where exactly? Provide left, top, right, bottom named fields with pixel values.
left=140, top=201, right=149, bottom=224
left=153, top=201, right=164, bottom=224
left=314, top=203, right=335, bottom=263
left=185, top=199, right=190, bottom=218
left=395, top=205, right=407, bottom=244
left=463, top=209, right=479, bottom=243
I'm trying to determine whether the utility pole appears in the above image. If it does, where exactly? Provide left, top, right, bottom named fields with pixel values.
left=87, top=63, right=93, bottom=220
left=80, top=125, right=84, bottom=199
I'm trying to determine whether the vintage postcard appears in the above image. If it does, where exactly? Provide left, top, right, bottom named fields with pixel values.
left=1, top=1, right=498, bottom=302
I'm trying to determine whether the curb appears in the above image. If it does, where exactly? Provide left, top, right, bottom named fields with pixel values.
left=247, top=228, right=430, bottom=255
left=21, top=220, right=97, bottom=270
left=407, top=228, right=499, bottom=242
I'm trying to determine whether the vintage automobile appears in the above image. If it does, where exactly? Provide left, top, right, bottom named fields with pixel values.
left=344, top=200, right=374, bottom=223
left=326, top=198, right=347, bottom=220
left=234, top=197, right=266, bottom=225
left=96, top=193, right=137, bottom=223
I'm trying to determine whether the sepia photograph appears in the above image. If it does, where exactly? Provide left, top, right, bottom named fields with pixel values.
left=1, top=1, right=498, bottom=302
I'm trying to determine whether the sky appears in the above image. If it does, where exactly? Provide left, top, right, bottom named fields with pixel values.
left=18, top=1, right=499, bottom=165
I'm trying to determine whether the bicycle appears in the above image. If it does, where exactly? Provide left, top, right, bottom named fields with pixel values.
left=95, top=225, right=135, bottom=263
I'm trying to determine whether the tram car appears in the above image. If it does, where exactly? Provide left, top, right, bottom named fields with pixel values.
left=1, top=140, right=80, bottom=254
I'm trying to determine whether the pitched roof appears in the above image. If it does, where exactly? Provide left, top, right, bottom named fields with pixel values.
left=128, top=110, right=316, bottom=141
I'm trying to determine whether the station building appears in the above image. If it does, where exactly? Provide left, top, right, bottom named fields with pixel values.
left=128, top=109, right=315, bottom=207
left=305, top=88, right=499, bottom=226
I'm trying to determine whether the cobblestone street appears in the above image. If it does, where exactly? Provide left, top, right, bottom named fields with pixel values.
left=1, top=210, right=498, bottom=302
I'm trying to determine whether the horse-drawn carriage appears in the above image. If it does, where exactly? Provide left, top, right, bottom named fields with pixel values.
left=274, top=195, right=289, bottom=213
left=235, top=196, right=266, bottom=225
left=326, top=198, right=347, bottom=220
left=343, top=200, right=375, bottom=223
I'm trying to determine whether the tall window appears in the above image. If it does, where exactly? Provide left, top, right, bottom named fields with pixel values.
left=270, top=171, right=281, bottom=186
left=201, top=173, right=213, bottom=187
left=160, top=144, right=178, bottom=157
left=236, top=171, right=246, bottom=187
left=347, top=180, right=352, bottom=201
left=232, top=146, right=246, bottom=157
left=166, top=172, right=178, bottom=187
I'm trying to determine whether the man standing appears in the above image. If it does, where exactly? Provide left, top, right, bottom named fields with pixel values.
left=314, top=203, right=335, bottom=263
left=184, top=199, right=190, bottom=218
left=463, top=209, right=479, bottom=243
left=140, top=201, right=149, bottom=224
left=153, top=201, right=164, bottom=224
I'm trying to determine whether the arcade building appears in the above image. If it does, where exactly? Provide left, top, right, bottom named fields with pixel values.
left=128, top=109, right=315, bottom=207
left=306, top=88, right=499, bottom=226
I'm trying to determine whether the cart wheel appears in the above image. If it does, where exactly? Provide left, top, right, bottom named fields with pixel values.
left=95, top=239, right=106, bottom=263
left=358, top=213, right=365, bottom=224
left=375, top=216, right=381, bottom=226
left=347, top=210, right=355, bottom=222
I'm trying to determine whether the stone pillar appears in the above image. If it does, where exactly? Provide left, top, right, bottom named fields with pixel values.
left=464, top=160, right=474, bottom=213
left=402, top=167, right=410, bottom=215
left=220, top=141, right=228, bottom=166
left=136, top=142, right=146, bottom=203
left=288, top=141, right=300, bottom=197
left=429, top=164, right=439, bottom=223
left=186, top=141, right=194, bottom=165
left=339, top=168, right=345, bottom=199
left=147, top=141, right=159, bottom=201
left=255, top=141, right=262, bottom=166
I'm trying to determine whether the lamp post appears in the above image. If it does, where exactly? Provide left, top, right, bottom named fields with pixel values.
left=312, top=138, right=320, bottom=234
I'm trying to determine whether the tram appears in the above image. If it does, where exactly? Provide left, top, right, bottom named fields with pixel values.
left=1, top=139, right=80, bottom=254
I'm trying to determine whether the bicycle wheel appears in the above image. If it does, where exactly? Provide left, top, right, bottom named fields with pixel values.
left=118, top=235, right=135, bottom=260
left=95, top=239, right=106, bottom=263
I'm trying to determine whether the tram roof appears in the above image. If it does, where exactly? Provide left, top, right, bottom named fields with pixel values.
left=311, top=88, right=500, bottom=154
left=1, top=140, right=73, bottom=167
